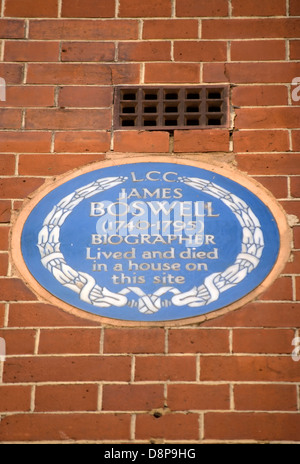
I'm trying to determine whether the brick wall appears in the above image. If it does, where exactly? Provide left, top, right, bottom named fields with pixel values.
left=0, top=0, right=300, bottom=443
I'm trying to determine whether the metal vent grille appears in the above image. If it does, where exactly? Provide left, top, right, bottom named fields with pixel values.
left=113, top=86, right=229, bottom=130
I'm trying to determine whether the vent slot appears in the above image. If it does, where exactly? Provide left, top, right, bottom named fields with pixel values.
left=114, top=86, right=228, bottom=130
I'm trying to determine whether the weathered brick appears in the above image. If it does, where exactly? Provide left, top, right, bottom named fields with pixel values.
left=0, top=279, right=37, bottom=301
left=113, top=131, right=169, bottom=153
left=4, top=41, right=59, bottom=62
left=231, top=40, right=286, bottom=61
left=0, top=200, right=11, bottom=223
left=0, top=413, right=130, bottom=442
left=231, top=0, right=286, bottom=16
left=292, top=130, right=300, bottom=151
left=118, top=41, right=171, bottom=61
left=25, top=108, right=111, bottom=130
left=135, top=356, right=196, bottom=381
left=168, top=329, right=229, bottom=353
left=204, top=412, right=300, bottom=441
left=0, top=386, right=31, bottom=412
left=0, top=155, right=15, bottom=176
left=232, top=329, right=295, bottom=354
left=143, top=19, right=198, bottom=39
left=174, top=129, right=229, bottom=152
left=18, top=154, right=105, bottom=176
left=0, top=329, right=36, bottom=354
left=253, top=176, right=288, bottom=199
left=29, top=19, right=139, bottom=40
left=145, top=63, right=200, bottom=83
left=104, top=328, right=165, bottom=354
left=35, top=384, right=98, bottom=411
left=234, top=384, right=297, bottom=411
left=202, top=19, right=300, bottom=39
left=135, top=414, right=199, bottom=441
left=61, top=42, right=115, bottom=62
left=0, top=86, right=54, bottom=107
left=0, top=109, right=22, bottom=129
left=58, top=86, right=113, bottom=108
left=0, top=132, right=52, bottom=153
left=290, top=177, right=300, bottom=198
left=0, top=227, right=9, bottom=250
left=260, top=276, right=293, bottom=301
left=176, top=0, right=228, bottom=17
left=236, top=153, right=300, bottom=175
left=174, top=41, right=227, bottom=62
left=39, top=328, right=101, bottom=354
left=0, top=254, right=8, bottom=276
left=119, top=0, right=171, bottom=17
left=0, top=178, right=45, bottom=199
left=61, top=0, right=115, bottom=18
left=231, top=85, right=288, bottom=106
left=3, top=356, right=131, bottom=382
left=5, top=0, right=58, bottom=17
left=102, top=384, right=165, bottom=411
left=0, top=19, right=25, bottom=38
left=54, top=131, right=111, bottom=153
left=236, top=107, right=300, bottom=129
left=290, top=40, right=300, bottom=60
left=167, top=384, right=230, bottom=410
left=233, top=130, right=289, bottom=152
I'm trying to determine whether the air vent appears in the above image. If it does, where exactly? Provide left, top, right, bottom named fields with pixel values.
left=113, top=86, right=229, bottom=130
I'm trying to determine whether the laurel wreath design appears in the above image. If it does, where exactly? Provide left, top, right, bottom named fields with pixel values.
left=37, top=174, right=264, bottom=315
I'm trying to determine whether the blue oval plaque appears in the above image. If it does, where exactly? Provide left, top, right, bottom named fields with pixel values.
left=14, top=158, right=289, bottom=324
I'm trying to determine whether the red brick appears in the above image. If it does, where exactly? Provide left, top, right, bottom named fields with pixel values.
left=54, top=131, right=110, bottom=153
left=204, top=62, right=300, bottom=84
left=0, top=63, right=23, bottom=84
left=0, top=19, right=25, bottom=38
left=176, top=0, right=228, bottom=17
left=234, top=384, right=297, bottom=411
left=0, top=303, right=5, bottom=326
left=292, top=131, right=300, bottom=151
left=0, top=254, right=8, bottom=275
left=135, top=413, right=199, bottom=441
left=236, top=153, right=300, bottom=175
left=29, top=19, right=139, bottom=40
left=284, top=250, right=300, bottom=273
left=0, top=155, right=15, bottom=176
left=39, top=328, right=101, bottom=354
left=233, top=130, right=289, bottom=152
left=232, top=329, right=295, bottom=354
left=0, top=200, right=11, bottom=223
left=0, top=413, right=130, bottom=442
left=260, top=276, right=293, bottom=301
left=204, top=412, right=300, bottom=441
left=253, top=176, right=288, bottom=199
left=61, top=42, right=115, bottom=62
left=4, top=41, right=59, bottom=62
left=3, top=356, right=131, bottom=382
left=145, top=63, right=200, bottom=83
left=174, top=41, right=227, bottom=62
left=35, top=384, right=98, bottom=412
left=0, top=279, right=37, bottom=301
left=293, top=227, right=300, bottom=248
left=102, top=384, right=164, bottom=411
left=8, top=302, right=99, bottom=327
left=0, top=86, right=54, bottom=107
left=143, top=20, right=198, bottom=39
left=236, top=107, right=300, bottom=129
left=291, top=177, right=300, bottom=197
left=0, top=329, right=35, bottom=354
left=104, top=328, right=165, bottom=353
left=0, top=178, right=45, bottom=199
left=296, top=277, right=300, bottom=300
left=118, top=41, right=171, bottom=61
left=280, top=200, right=300, bottom=219
left=0, top=228, right=9, bottom=250
left=0, top=132, right=52, bottom=153
left=27, top=63, right=139, bottom=85
left=58, top=86, right=113, bottom=108
left=25, top=109, right=111, bottom=130
left=232, top=85, right=288, bottom=107
left=290, top=0, right=300, bottom=15
left=174, top=129, right=229, bottom=153
left=290, top=40, right=300, bottom=60
left=18, top=154, right=105, bottom=176
left=231, top=0, right=286, bottom=16
left=5, top=0, right=58, bottom=17
left=202, top=19, right=300, bottom=39
left=135, top=356, right=196, bottom=381
left=0, top=109, right=22, bottom=129
left=168, top=329, right=229, bottom=353
left=61, top=0, right=115, bottom=18
left=201, top=356, right=300, bottom=382
left=231, top=40, right=286, bottom=61
left=119, top=0, right=171, bottom=17
left=202, top=302, right=300, bottom=328
left=114, top=131, right=169, bottom=153
left=0, top=386, right=31, bottom=412
left=168, top=384, right=230, bottom=410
